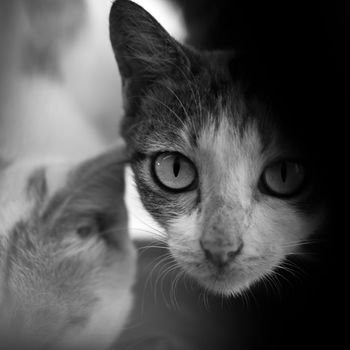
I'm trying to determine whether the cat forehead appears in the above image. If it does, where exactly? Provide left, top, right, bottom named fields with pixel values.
left=140, top=101, right=277, bottom=160
left=133, top=75, right=280, bottom=157
left=189, top=116, right=268, bottom=201
left=194, top=116, right=263, bottom=162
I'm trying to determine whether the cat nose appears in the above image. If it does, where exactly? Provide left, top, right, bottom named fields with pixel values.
left=200, top=240, right=243, bottom=268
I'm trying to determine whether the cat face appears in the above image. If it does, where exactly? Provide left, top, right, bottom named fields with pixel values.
left=0, top=148, right=136, bottom=349
left=128, top=121, right=318, bottom=296
left=109, top=0, right=324, bottom=295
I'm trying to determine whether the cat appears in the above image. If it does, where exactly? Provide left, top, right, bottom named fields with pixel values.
left=109, top=0, right=326, bottom=296
left=0, top=146, right=136, bottom=350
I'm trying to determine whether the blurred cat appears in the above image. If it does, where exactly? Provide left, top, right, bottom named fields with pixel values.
left=0, top=146, right=136, bottom=350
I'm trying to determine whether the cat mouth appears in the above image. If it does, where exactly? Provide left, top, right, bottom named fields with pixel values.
left=169, top=247, right=270, bottom=295
left=193, top=257, right=281, bottom=295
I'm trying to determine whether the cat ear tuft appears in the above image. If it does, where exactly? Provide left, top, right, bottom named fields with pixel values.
left=0, top=156, right=11, bottom=172
left=26, top=168, right=47, bottom=204
left=109, top=0, right=192, bottom=114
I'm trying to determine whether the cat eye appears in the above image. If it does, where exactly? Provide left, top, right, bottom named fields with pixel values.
left=260, top=160, right=306, bottom=197
left=75, top=214, right=106, bottom=238
left=152, top=152, right=197, bottom=192
left=77, top=224, right=95, bottom=238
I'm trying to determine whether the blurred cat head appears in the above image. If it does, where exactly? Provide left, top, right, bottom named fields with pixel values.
left=0, top=147, right=136, bottom=349
left=109, top=0, right=325, bottom=296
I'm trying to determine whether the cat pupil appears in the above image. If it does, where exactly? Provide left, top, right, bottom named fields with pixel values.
left=173, top=156, right=180, bottom=177
left=281, top=162, right=287, bottom=183
left=77, top=225, right=93, bottom=238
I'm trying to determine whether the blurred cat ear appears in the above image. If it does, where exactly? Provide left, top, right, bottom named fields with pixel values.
left=44, top=145, right=128, bottom=245
left=109, top=0, right=192, bottom=114
left=0, top=157, right=10, bottom=172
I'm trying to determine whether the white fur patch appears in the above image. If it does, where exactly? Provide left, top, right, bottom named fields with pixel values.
left=196, top=117, right=263, bottom=205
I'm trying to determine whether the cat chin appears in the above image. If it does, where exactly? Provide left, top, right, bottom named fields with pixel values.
left=196, top=276, right=253, bottom=297
left=174, top=257, right=257, bottom=296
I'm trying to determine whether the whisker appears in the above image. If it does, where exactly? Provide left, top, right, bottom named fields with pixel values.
left=263, top=272, right=282, bottom=301
left=139, top=252, right=173, bottom=318
left=170, top=269, right=185, bottom=309
left=154, top=80, right=200, bottom=141
left=137, top=243, right=167, bottom=251
left=281, top=238, right=326, bottom=249
left=145, top=95, right=189, bottom=132
left=154, top=260, right=178, bottom=305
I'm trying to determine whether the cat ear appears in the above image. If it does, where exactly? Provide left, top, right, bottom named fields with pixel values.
left=0, top=157, right=10, bottom=172
left=44, top=146, right=128, bottom=245
left=109, top=0, right=192, bottom=114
